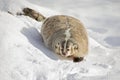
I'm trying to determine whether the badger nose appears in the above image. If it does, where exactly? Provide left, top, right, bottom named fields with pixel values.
left=62, top=52, right=66, bottom=55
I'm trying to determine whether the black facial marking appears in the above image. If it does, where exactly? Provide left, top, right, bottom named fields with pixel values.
left=73, top=57, right=84, bottom=62
left=61, top=48, right=64, bottom=52
left=67, top=49, right=70, bottom=51
left=61, top=41, right=66, bottom=48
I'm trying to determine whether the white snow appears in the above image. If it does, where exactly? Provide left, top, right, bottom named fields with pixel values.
left=0, top=0, right=120, bottom=80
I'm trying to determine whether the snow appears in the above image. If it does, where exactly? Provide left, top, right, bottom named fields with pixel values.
left=0, top=0, right=120, bottom=80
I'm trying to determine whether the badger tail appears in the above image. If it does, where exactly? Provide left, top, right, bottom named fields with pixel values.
left=22, top=7, right=46, bottom=22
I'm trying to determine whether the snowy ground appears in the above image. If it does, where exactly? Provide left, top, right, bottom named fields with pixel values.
left=0, top=0, right=120, bottom=80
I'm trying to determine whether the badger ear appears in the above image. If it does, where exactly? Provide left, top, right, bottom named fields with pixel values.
left=55, top=42, right=60, bottom=48
left=55, top=45, right=57, bottom=48
left=57, top=42, right=60, bottom=45
left=74, top=44, right=78, bottom=50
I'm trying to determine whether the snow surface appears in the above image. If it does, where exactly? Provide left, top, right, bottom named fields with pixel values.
left=0, top=0, right=120, bottom=80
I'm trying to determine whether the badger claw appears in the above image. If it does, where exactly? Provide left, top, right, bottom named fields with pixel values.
left=73, top=57, right=84, bottom=62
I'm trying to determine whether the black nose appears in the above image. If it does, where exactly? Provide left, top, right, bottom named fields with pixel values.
left=62, top=52, right=66, bottom=55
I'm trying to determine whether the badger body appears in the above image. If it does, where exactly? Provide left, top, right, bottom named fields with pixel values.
left=41, top=15, right=88, bottom=62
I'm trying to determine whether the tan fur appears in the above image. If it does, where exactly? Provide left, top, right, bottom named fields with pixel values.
left=41, top=15, right=88, bottom=62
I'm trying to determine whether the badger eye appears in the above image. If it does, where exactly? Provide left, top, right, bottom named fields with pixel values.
left=55, top=46, right=57, bottom=48
left=61, top=48, right=63, bottom=51
left=55, top=43, right=60, bottom=48
left=67, top=49, right=70, bottom=51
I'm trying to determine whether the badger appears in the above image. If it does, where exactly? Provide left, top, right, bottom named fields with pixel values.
left=22, top=8, right=88, bottom=62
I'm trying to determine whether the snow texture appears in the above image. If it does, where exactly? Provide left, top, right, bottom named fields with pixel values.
left=0, top=0, right=120, bottom=80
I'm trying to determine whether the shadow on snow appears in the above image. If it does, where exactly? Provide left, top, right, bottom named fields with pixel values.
left=21, top=27, right=58, bottom=60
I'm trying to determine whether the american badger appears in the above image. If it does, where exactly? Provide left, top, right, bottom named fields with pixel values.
left=22, top=8, right=88, bottom=62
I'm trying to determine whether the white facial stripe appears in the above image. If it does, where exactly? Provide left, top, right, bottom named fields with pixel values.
left=63, top=40, right=67, bottom=52
left=65, top=17, right=71, bottom=41
left=63, top=28, right=71, bottom=53
left=65, top=28, right=71, bottom=41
